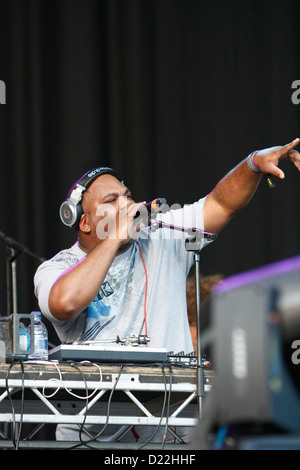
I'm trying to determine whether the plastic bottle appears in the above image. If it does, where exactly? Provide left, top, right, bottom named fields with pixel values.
left=28, top=311, right=49, bottom=360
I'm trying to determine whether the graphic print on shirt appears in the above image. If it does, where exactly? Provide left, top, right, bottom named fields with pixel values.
left=81, top=283, right=115, bottom=341
left=80, top=241, right=149, bottom=342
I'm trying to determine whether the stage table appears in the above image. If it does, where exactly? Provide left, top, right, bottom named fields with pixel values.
left=0, top=361, right=213, bottom=449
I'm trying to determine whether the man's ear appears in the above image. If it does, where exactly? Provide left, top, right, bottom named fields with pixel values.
left=79, top=213, right=91, bottom=233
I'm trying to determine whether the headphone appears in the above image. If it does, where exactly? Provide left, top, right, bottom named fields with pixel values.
left=59, top=166, right=123, bottom=228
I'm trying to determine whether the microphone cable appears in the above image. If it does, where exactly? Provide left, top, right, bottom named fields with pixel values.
left=136, top=240, right=148, bottom=341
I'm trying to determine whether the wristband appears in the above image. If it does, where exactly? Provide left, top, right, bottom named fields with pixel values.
left=246, top=151, right=261, bottom=173
left=246, top=151, right=276, bottom=189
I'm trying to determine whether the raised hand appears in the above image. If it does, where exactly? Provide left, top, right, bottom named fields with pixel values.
left=252, top=138, right=300, bottom=179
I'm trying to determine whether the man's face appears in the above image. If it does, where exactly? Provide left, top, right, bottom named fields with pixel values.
left=80, top=174, right=136, bottom=242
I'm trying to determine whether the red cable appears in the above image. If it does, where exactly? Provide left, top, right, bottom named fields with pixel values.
left=136, top=240, right=148, bottom=340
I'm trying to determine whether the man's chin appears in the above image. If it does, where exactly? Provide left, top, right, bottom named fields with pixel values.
left=117, top=239, right=134, bottom=254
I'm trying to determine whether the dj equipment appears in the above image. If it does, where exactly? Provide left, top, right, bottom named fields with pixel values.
left=49, top=344, right=169, bottom=364
left=167, top=351, right=211, bottom=368
left=212, top=255, right=300, bottom=432
left=49, top=343, right=211, bottom=369
left=59, top=166, right=123, bottom=227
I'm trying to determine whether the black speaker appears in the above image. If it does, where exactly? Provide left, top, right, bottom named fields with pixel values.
left=211, top=256, right=300, bottom=432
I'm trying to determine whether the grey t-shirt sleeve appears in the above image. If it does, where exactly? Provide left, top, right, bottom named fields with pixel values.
left=34, top=244, right=86, bottom=317
left=33, top=246, right=88, bottom=342
left=152, top=196, right=211, bottom=270
left=34, top=258, right=68, bottom=321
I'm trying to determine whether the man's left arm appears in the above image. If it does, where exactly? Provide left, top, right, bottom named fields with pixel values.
left=204, top=138, right=300, bottom=234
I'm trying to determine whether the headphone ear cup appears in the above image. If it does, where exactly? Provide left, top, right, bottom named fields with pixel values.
left=59, top=200, right=83, bottom=227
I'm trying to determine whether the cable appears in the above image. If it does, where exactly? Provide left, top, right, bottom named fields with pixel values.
left=137, top=363, right=169, bottom=449
left=161, top=365, right=173, bottom=449
left=42, top=361, right=103, bottom=400
left=16, top=361, right=25, bottom=450
left=5, top=360, right=25, bottom=450
left=69, top=362, right=91, bottom=449
left=18, top=362, right=25, bottom=449
left=5, top=362, right=16, bottom=448
left=69, top=364, right=124, bottom=450
left=22, top=361, right=100, bottom=444
left=90, top=364, right=123, bottom=441
left=136, top=240, right=148, bottom=339
left=40, top=361, right=104, bottom=450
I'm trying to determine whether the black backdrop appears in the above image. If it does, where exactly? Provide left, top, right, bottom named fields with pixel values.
left=0, top=0, right=300, bottom=341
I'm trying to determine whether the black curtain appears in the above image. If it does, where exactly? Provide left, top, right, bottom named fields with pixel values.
left=0, top=0, right=300, bottom=332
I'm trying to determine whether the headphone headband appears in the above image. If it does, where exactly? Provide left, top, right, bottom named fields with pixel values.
left=75, top=166, right=122, bottom=192
left=60, top=166, right=123, bottom=228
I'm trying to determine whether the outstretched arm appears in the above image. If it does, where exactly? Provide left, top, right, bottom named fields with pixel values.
left=204, top=138, right=300, bottom=234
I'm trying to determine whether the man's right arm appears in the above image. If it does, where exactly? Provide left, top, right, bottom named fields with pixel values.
left=48, top=238, right=121, bottom=321
left=48, top=198, right=145, bottom=322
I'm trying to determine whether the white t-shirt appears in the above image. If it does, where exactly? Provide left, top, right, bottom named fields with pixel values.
left=34, top=197, right=210, bottom=355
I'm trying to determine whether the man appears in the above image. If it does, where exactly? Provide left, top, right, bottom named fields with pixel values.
left=34, top=139, right=300, bottom=444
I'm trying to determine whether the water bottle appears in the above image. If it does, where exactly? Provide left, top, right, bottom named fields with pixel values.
left=28, top=311, right=49, bottom=360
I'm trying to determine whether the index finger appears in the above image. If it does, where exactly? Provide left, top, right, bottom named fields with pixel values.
left=278, top=138, right=300, bottom=155
left=128, top=201, right=146, bottom=219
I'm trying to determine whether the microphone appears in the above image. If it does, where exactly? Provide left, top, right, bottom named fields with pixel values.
left=134, top=198, right=167, bottom=221
left=143, top=198, right=167, bottom=212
